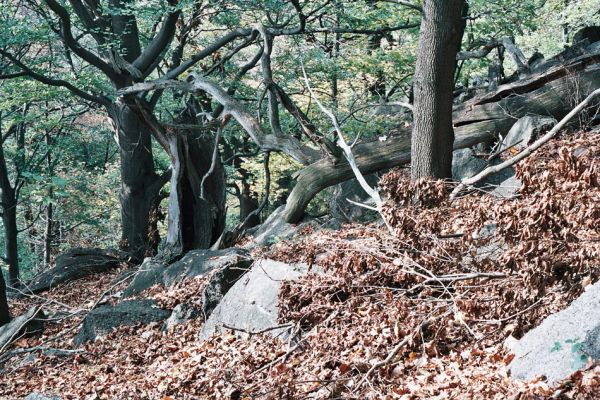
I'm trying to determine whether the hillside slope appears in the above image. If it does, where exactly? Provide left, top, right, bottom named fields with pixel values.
left=0, top=129, right=598, bottom=399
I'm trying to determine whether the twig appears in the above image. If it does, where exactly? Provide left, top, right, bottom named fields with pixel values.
left=221, top=323, right=293, bottom=337
left=354, top=311, right=449, bottom=391
left=422, top=272, right=506, bottom=284
left=0, top=345, right=84, bottom=364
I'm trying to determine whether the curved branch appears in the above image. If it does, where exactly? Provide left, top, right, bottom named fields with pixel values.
left=119, top=78, right=320, bottom=165
left=0, top=50, right=110, bottom=106
left=44, top=0, right=118, bottom=81
left=164, top=28, right=253, bottom=80
left=133, top=6, right=181, bottom=77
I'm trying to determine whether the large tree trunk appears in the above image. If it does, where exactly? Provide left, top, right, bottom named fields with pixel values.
left=0, top=141, right=19, bottom=286
left=411, top=0, right=466, bottom=180
left=164, top=112, right=226, bottom=253
left=109, top=101, right=165, bottom=259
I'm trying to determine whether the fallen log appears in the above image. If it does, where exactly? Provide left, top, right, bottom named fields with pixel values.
left=18, top=248, right=131, bottom=295
left=281, top=43, right=600, bottom=223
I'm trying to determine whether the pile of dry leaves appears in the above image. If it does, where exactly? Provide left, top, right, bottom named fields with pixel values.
left=0, top=130, right=598, bottom=399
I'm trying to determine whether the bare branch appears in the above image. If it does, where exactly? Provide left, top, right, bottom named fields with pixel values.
left=119, top=78, right=320, bottom=165
left=133, top=5, right=181, bottom=77
left=0, top=49, right=110, bottom=106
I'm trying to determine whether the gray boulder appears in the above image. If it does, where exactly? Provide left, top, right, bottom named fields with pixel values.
left=452, top=148, right=521, bottom=199
left=508, top=281, right=600, bottom=385
left=200, top=259, right=311, bottom=340
left=74, top=299, right=170, bottom=344
left=251, top=206, right=314, bottom=246
left=452, top=116, right=555, bottom=199
left=488, top=171, right=522, bottom=199
left=124, top=248, right=252, bottom=296
left=499, top=115, right=556, bottom=153
left=452, top=148, right=488, bottom=182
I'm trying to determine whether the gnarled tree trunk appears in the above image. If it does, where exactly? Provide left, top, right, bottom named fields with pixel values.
left=164, top=110, right=226, bottom=253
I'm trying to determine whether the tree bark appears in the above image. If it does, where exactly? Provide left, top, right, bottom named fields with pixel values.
left=0, top=269, right=9, bottom=326
left=238, top=167, right=260, bottom=227
left=0, top=135, right=20, bottom=286
left=410, top=0, right=466, bottom=180
left=108, top=101, right=164, bottom=259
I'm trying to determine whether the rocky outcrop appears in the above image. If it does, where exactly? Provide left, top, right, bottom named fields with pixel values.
left=508, top=281, right=600, bottom=385
left=124, top=248, right=252, bottom=296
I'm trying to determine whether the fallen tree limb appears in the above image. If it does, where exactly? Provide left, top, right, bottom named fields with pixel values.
left=450, top=88, right=600, bottom=199
left=0, top=306, right=44, bottom=354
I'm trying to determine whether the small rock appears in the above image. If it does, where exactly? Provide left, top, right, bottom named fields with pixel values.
left=164, top=303, right=200, bottom=329
left=74, top=300, right=170, bottom=345
left=25, top=393, right=62, bottom=400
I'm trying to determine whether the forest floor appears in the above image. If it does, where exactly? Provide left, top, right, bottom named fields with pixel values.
left=0, top=129, right=599, bottom=399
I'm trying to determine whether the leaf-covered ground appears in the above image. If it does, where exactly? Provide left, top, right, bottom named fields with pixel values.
left=0, top=130, right=599, bottom=399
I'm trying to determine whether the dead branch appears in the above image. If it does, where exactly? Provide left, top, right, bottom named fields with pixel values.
left=422, top=272, right=506, bottom=284
left=221, top=323, right=293, bottom=337
left=300, top=60, right=394, bottom=233
left=200, top=127, right=222, bottom=201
